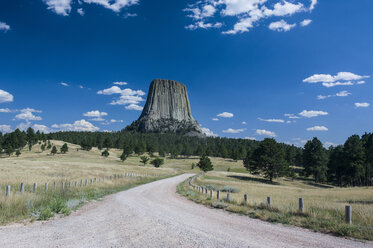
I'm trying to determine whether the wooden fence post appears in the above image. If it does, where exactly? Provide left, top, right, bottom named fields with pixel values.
left=345, top=205, right=352, bottom=224
left=227, top=192, right=231, bottom=202
left=33, top=183, right=37, bottom=193
left=210, top=190, right=213, bottom=198
left=20, top=182, right=24, bottom=194
left=54, top=181, right=57, bottom=190
left=244, top=194, right=248, bottom=204
left=45, top=182, right=48, bottom=192
left=217, top=190, right=220, bottom=200
left=6, top=185, right=10, bottom=197
left=69, top=182, right=72, bottom=188
left=267, top=196, right=271, bottom=207
left=85, top=179, right=88, bottom=186
left=299, top=198, right=304, bottom=213
left=75, top=181, right=78, bottom=188
left=62, top=181, right=65, bottom=189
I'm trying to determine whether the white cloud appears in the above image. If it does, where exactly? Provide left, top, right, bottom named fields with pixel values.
left=212, top=118, right=219, bottom=121
left=306, top=126, right=328, bottom=131
left=284, top=113, right=301, bottom=119
left=0, top=89, right=14, bottom=103
left=356, top=81, right=366, bottom=85
left=324, top=141, right=336, bottom=148
left=256, top=129, right=276, bottom=137
left=123, top=13, right=137, bottom=18
left=110, top=119, right=123, bottom=123
left=0, top=108, right=11, bottom=113
left=303, top=72, right=370, bottom=87
left=43, top=0, right=72, bottom=16
left=242, top=121, right=247, bottom=125
left=309, top=0, right=317, bottom=11
left=15, top=108, right=42, bottom=121
left=317, top=90, right=351, bottom=100
left=52, top=119, right=99, bottom=131
left=97, top=86, right=123, bottom=95
left=0, top=21, right=10, bottom=32
left=355, top=102, right=370, bottom=108
left=113, top=82, right=128, bottom=86
left=82, top=0, right=139, bottom=13
left=223, top=128, right=246, bottom=134
left=298, top=110, right=328, bottom=118
left=90, top=117, right=105, bottom=122
left=300, top=19, right=312, bottom=26
left=60, top=82, right=69, bottom=87
left=269, top=20, right=296, bottom=32
left=202, top=127, right=218, bottom=137
left=245, top=137, right=256, bottom=140
left=32, top=124, right=52, bottom=133
left=258, top=117, right=284, bottom=123
left=83, top=110, right=108, bottom=118
left=77, top=8, right=85, bottom=15
left=185, top=0, right=313, bottom=34
left=217, top=112, right=234, bottom=118
left=0, top=124, right=11, bottom=133
left=17, top=122, right=31, bottom=131
left=125, top=104, right=143, bottom=111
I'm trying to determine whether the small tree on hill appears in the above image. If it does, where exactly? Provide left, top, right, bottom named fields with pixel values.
left=51, top=146, right=57, bottom=155
left=60, top=143, right=68, bottom=154
left=197, top=154, right=213, bottom=172
left=151, top=158, right=164, bottom=168
left=303, top=137, right=328, bottom=183
left=101, top=149, right=110, bottom=157
left=41, top=144, right=46, bottom=152
left=140, top=156, right=149, bottom=166
left=5, top=145, right=14, bottom=157
left=16, top=150, right=21, bottom=157
left=120, top=151, right=128, bottom=161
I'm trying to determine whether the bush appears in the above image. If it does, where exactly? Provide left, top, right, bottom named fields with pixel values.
left=219, top=186, right=240, bottom=193
left=101, top=149, right=110, bottom=157
left=151, top=158, right=164, bottom=168
left=38, top=207, right=54, bottom=220
left=50, top=198, right=67, bottom=213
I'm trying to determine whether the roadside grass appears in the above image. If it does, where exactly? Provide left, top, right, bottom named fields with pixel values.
left=177, top=172, right=373, bottom=241
left=0, top=175, right=175, bottom=224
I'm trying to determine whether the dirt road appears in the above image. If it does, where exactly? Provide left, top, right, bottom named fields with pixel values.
left=0, top=174, right=372, bottom=248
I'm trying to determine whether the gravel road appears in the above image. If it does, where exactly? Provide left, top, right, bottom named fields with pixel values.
left=0, top=174, right=372, bottom=248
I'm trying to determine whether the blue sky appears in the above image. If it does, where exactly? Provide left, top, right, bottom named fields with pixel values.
left=0, top=0, right=372, bottom=147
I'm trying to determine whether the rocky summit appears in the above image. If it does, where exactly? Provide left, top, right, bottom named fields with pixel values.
left=126, top=79, right=204, bottom=137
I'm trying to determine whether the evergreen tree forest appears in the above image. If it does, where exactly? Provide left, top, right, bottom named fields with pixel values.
left=0, top=128, right=372, bottom=187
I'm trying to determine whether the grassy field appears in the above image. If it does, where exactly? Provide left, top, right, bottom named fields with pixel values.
left=178, top=171, right=373, bottom=241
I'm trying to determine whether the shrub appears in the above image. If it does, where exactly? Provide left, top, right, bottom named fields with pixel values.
left=219, top=186, right=240, bottom=193
left=101, top=149, right=110, bottom=157
left=50, top=198, right=67, bottom=213
left=151, top=158, right=164, bottom=168
left=38, top=207, right=54, bottom=220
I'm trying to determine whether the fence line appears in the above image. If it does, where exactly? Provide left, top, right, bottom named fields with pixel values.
left=188, top=175, right=354, bottom=225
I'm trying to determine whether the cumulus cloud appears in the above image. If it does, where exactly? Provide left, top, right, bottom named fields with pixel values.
left=125, top=104, right=143, bottom=111
left=303, top=72, right=370, bottom=87
left=60, top=82, right=69, bottom=87
left=0, top=108, right=11, bottom=113
left=0, top=124, right=11, bottom=133
left=324, top=141, right=336, bottom=148
left=83, top=110, right=108, bottom=118
left=77, top=8, right=85, bottom=15
left=269, top=20, right=296, bottom=32
left=223, top=128, right=246, bottom=134
left=0, top=89, right=14, bottom=103
left=202, top=127, right=218, bottom=137
left=110, top=119, right=123, bottom=123
left=298, top=110, right=328, bottom=118
left=185, top=0, right=313, bottom=34
left=306, top=125, right=328, bottom=131
left=15, top=108, right=42, bottom=121
left=97, top=86, right=145, bottom=110
left=52, top=119, right=99, bottom=131
left=32, top=124, right=52, bottom=133
left=309, top=0, right=317, bottom=11
left=317, top=90, right=351, bottom=100
left=0, top=21, right=10, bottom=32
left=217, top=112, right=234, bottom=118
left=82, top=0, right=139, bottom=13
left=43, top=0, right=72, bottom=16
left=113, top=82, right=128, bottom=86
left=355, top=102, right=370, bottom=108
left=242, top=121, right=247, bottom=125
left=300, top=19, right=312, bottom=26
left=245, top=137, right=256, bottom=140
left=284, top=113, right=301, bottom=119
left=256, top=129, right=276, bottom=137
left=258, top=117, right=284, bottom=123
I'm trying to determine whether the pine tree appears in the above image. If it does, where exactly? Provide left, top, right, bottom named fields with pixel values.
left=60, top=143, right=68, bottom=154
left=343, top=135, right=365, bottom=186
left=101, top=149, right=110, bottom=157
left=16, top=150, right=21, bottom=157
left=140, top=156, right=149, bottom=166
left=51, top=146, right=57, bottom=155
left=197, top=154, right=213, bottom=172
left=150, top=158, right=164, bottom=168
left=303, top=137, right=328, bottom=183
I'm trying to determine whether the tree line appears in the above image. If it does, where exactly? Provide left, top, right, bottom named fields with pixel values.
left=1, top=128, right=372, bottom=186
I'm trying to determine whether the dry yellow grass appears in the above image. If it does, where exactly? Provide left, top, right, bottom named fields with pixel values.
left=184, top=171, right=373, bottom=240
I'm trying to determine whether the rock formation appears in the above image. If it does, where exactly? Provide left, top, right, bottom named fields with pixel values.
left=126, top=79, right=203, bottom=136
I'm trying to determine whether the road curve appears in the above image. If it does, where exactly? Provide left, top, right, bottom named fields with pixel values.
left=0, top=174, right=372, bottom=248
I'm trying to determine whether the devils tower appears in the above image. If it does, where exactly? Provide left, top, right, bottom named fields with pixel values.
left=126, top=79, right=203, bottom=136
